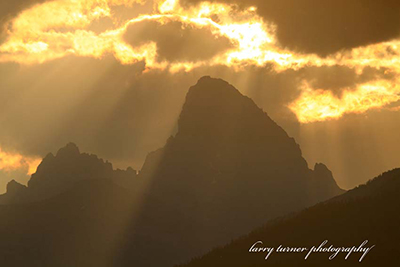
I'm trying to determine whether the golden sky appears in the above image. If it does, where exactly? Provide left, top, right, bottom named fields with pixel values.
left=0, top=0, right=400, bottom=191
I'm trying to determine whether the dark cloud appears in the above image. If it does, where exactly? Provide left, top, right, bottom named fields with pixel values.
left=182, top=0, right=400, bottom=56
left=123, top=19, right=234, bottom=62
left=0, top=0, right=48, bottom=22
left=298, top=66, right=358, bottom=95
left=294, top=65, right=396, bottom=97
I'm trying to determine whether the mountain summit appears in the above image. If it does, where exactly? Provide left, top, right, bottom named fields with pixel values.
left=141, top=76, right=342, bottom=206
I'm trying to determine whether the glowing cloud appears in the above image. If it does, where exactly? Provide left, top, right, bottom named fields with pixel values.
left=0, top=0, right=400, bottom=122
left=0, top=148, right=41, bottom=175
left=289, top=80, right=400, bottom=123
left=0, top=0, right=280, bottom=68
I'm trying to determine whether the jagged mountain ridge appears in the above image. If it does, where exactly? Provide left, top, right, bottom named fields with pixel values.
left=0, top=143, right=137, bottom=204
left=0, top=76, right=344, bottom=267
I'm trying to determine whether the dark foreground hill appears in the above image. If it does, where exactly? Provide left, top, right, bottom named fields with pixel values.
left=0, top=76, right=343, bottom=266
left=178, top=168, right=400, bottom=267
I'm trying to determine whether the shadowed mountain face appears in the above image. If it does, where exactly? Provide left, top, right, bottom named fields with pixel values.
left=118, top=77, right=344, bottom=265
left=0, top=76, right=343, bottom=267
left=139, top=77, right=343, bottom=222
left=178, top=168, right=400, bottom=267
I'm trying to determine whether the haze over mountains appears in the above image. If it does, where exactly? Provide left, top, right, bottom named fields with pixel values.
left=0, top=77, right=344, bottom=266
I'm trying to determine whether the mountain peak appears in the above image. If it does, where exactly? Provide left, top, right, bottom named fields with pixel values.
left=0, top=143, right=138, bottom=204
left=29, top=142, right=113, bottom=189
left=197, top=75, right=212, bottom=82
left=310, top=162, right=344, bottom=197
left=177, top=76, right=283, bottom=141
left=186, top=76, right=242, bottom=100
left=314, top=162, right=331, bottom=173
left=6, top=180, right=27, bottom=195
left=56, top=142, right=80, bottom=157
left=196, top=75, right=224, bottom=86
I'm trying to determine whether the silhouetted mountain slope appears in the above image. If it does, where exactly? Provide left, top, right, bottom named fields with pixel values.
left=0, top=143, right=138, bottom=204
left=118, top=76, right=344, bottom=265
left=0, top=76, right=344, bottom=267
left=178, top=168, right=400, bottom=267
